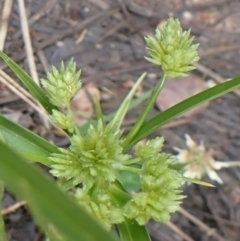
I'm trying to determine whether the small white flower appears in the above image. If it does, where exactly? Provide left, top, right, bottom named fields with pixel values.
left=173, top=134, right=240, bottom=184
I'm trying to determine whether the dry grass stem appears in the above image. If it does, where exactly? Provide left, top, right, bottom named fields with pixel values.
left=0, top=0, right=14, bottom=50
left=2, top=201, right=26, bottom=216
left=0, top=75, right=46, bottom=115
left=0, top=69, right=37, bottom=103
left=179, top=207, right=226, bottom=241
left=17, top=0, right=50, bottom=128
left=166, top=221, right=194, bottom=241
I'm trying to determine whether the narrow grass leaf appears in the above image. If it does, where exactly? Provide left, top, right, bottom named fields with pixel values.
left=111, top=72, right=146, bottom=128
left=79, top=88, right=153, bottom=135
left=0, top=141, right=118, bottom=241
left=127, top=76, right=240, bottom=150
left=0, top=114, right=59, bottom=165
left=0, top=51, right=56, bottom=114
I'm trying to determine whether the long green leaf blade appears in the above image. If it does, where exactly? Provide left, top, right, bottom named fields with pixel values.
left=0, top=114, right=59, bottom=165
left=79, top=89, right=153, bottom=135
left=0, top=141, right=118, bottom=241
left=127, top=76, right=240, bottom=149
left=0, top=51, right=56, bottom=114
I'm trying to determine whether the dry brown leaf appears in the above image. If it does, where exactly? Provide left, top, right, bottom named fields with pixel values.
left=71, top=82, right=100, bottom=126
left=122, top=80, right=143, bottom=97
left=156, top=74, right=209, bottom=117
left=186, top=0, right=212, bottom=4
left=215, top=12, right=240, bottom=33
left=100, top=86, right=114, bottom=101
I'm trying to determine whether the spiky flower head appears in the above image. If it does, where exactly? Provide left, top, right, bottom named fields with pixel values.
left=49, top=120, right=129, bottom=190
left=41, top=59, right=81, bottom=107
left=75, top=188, right=124, bottom=230
left=124, top=137, right=185, bottom=225
left=50, top=110, right=75, bottom=133
left=173, top=134, right=229, bottom=184
left=145, top=18, right=199, bottom=77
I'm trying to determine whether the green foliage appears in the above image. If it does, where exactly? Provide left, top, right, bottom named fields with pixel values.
left=125, top=76, right=240, bottom=150
left=50, top=120, right=126, bottom=189
left=0, top=114, right=59, bottom=165
left=0, top=51, right=56, bottom=114
left=0, top=17, right=239, bottom=241
left=0, top=141, right=118, bottom=241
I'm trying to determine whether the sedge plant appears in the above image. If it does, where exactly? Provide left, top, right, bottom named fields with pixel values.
left=0, top=18, right=240, bottom=241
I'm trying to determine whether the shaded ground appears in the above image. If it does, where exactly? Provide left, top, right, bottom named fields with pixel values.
left=1, top=0, right=240, bottom=240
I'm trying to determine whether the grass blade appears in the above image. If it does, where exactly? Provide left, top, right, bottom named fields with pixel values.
left=0, top=51, right=56, bottom=114
left=79, top=88, right=153, bottom=135
left=0, top=114, right=59, bottom=165
left=126, top=76, right=240, bottom=150
left=0, top=141, right=118, bottom=241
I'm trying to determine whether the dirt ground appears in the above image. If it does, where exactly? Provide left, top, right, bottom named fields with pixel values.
left=1, top=0, right=240, bottom=240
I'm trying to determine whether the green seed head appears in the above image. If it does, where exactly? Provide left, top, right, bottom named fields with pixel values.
left=49, top=120, right=128, bottom=190
left=75, top=188, right=124, bottom=230
left=124, top=137, right=185, bottom=225
left=41, top=59, right=82, bottom=107
left=145, top=18, right=199, bottom=77
left=50, top=110, right=75, bottom=133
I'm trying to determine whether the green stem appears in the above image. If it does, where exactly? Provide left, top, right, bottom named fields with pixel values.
left=122, top=74, right=167, bottom=151
left=121, top=158, right=141, bottom=165
left=67, top=105, right=80, bottom=136
left=94, top=94, right=106, bottom=128
left=120, top=167, right=142, bottom=174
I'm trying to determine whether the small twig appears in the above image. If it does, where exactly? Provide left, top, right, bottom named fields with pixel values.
left=0, top=69, right=38, bottom=104
left=88, top=0, right=110, bottom=10
left=1, top=201, right=26, bottom=216
left=127, top=2, right=160, bottom=18
left=193, top=62, right=240, bottom=98
left=17, top=0, right=50, bottom=128
left=147, top=222, right=176, bottom=241
left=179, top=207, right=226, bottom=241
left=17, top=0, right=39, bottom=85
left=37, top=50, right=51, bottom=72
left=0, top=75, right=46, bottom=115
left=75, top=29, right=88, bottom=45
left=13, top=0, right=57, bottom=39
left=0, top=0, right=14, bottom=50
left=37, top=9, right=115, bottom=52
left=98, top=22, right=127, bottom=42
left=200, top=43, right=240, bottom=58
left=166, top=221, right=194, bottom=241
left=0, top=9, right=114, bottom=71
left=117, top=0, right=131, bottom=19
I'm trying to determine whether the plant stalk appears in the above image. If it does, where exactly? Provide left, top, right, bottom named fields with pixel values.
left=122, top=73, right=167, bottom=151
